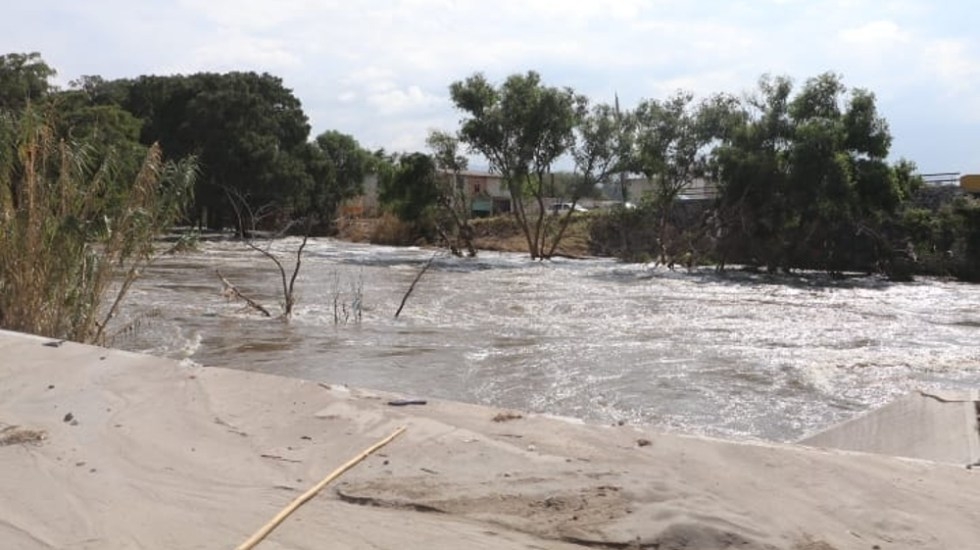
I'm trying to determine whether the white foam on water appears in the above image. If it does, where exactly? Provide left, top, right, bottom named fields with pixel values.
left=116, top=238, right=980, bottom=442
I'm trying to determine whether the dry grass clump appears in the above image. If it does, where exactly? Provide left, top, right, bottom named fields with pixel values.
left=470, top=215, right=524, bottom=238
left=0, top=425, right=46, bottom=446
left=369, top=212, right=417, bottom=246
left=0, top=107, right=194, bottom=343
left=470, top=214, right=593, bottom=257
left=334, top=217, right=376, bottom=242
left=492, top=411, right=524, bottom=423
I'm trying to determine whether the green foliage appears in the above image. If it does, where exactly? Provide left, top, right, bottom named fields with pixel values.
left=426, top=130, right=476, bottom=256
left=306, top=130, right=371, bottom=224
left=629, top=91, right=731, bottom=262
left=573, top=102, right=630, bottom=193
left=451, top=71, right=582, bottom=183
left=378, top=152, right=441, bottom=231
left=0, top=52, right=56, bottom=110
left=48, top=91, right=148, bottom=188
left=948, top=198, right=980, bottom=280
left=315, top=130, right=370, bottom=194
left=120, top=72, right=313, bottom=230
left=712, top=72, right=910, bottom=272
left=427, top=130, right=468, bottom=175
left=108, top=72, right=375, bottom=234
left=449, top=71, right=586, bottom=259
left=0, top=106, right=195, bottom=343
left=68, top=75, right=130, bottom=106
left=897, top=197, right=980, bottom=281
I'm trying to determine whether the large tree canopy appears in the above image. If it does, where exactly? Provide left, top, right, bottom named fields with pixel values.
left=378, top=152, right=441, bottom=224
left=450, top=71, right=585, bottom=259
left=301, top=130, right=372, bottom=226
left=0, top=52, right=56, bottom=110
left=119, top=72, right=314, bottom=230
left=713, top=73, right=917, bottom=272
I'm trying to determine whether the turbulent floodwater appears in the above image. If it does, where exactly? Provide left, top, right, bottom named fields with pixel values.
left=114, top=237, right=980, bottom=442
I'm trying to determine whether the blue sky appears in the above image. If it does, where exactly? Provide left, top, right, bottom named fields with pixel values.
left=4, top=0, right=980, bottom=174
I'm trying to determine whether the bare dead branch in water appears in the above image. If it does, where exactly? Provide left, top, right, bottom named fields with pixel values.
left=331, top=270, right=364, bottom=325
left=284, top=226, right=310, bottom=317
left=394, top=253, right=438, bottom=319
left=216, top=269, right=272, bottom=317
left=224, top=186, right=310, bottom=320
left=243, top=227, right=309, bottom=319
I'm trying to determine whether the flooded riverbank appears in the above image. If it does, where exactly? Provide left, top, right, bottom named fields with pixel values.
left=113, top=238, right=980, bottom=441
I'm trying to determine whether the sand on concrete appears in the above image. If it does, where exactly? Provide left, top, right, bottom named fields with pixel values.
left=1, top=328, right=979, bottom=549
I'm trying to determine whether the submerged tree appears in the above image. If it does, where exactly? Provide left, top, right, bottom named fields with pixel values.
left=630, top=91, right=730, bottom=264
left=427, top=129, right=476, bottom=256
left=548, top=101, right=631, bottom=258
left=714, top=73, right=917, bottom=274
left=450, top=71, right=582, bottom=259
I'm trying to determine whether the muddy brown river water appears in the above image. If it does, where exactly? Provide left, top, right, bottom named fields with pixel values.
left=114, top=237, right=980, bottom=442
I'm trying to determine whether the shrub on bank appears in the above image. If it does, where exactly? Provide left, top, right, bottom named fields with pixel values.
left=0, top=107, right=194, bottom=343
left=586, top=194, right=980, bottom=281
left=898, top=196, right=980, bottom=281
left=369, top=212, right=419, bottom=246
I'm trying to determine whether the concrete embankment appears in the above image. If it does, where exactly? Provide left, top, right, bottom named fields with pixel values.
left=1, top=329, right=979, bottom=549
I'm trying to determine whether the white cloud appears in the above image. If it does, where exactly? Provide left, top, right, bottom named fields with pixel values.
left=497, top=0, right=649, bottom=23
left=368, top=85, right=442, bottom=115
left=647, top=69, right=747, bottom=99
left=175, top=0, right=339, bottom=31
left=838, top=20, right=911, bottom=48
left=923, top=39, right=980, bottom=93
left=5, top=0, right=980, bottom=170
left=188, top=29, right=302, bottom=72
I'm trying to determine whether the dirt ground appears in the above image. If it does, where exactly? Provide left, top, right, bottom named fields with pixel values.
left=335, top=214, right=595, bottom=257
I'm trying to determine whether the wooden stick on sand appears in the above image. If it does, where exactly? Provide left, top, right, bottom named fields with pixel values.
left=236, top=426, right=407, bottom=550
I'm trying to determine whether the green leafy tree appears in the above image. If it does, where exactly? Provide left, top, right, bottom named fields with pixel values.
left=121, top=72, right=313, bottom=231
left=306, top=130, right=371, bottom=226
left=544, top=101, right=631, bottom=257
left=68, top=75, right=130, bottom=106
left=450, top=71, right=582, bottom=259
left=378, top=152, right=441, bottom=229
left=631, top=91, right=726, bottom=263
left=427, top=129, right=475, bottom=256
left=0, top=52, right=56, bottom=110
left=713, top=76, right=793, bottom=268
left=48, top=86, right=148, bottom=184
left=315, top=130, right=370, bottom=193
left=183, top=72, right=311, bottom=231
left=714, top=73, right=913, bottom=274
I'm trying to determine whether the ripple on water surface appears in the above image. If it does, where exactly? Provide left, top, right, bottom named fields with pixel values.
left=113, top=239, right=980, bottom=442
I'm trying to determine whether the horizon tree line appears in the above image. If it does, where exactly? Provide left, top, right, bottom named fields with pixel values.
left=2, top=51, right=977, bottom=281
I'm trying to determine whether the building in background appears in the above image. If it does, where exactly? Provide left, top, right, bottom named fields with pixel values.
left=961, top=174, right=980, bottom=195
left=453, top=170, right=510, bottom=217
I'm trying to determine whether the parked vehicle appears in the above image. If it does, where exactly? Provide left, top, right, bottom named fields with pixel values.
left=549, top=202, right=589, bottom=215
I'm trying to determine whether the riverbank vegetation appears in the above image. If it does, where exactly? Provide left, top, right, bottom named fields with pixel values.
left=439, top=70, right=979, bottom=280
left=0, top=101, right=195, bottom=342
left=1, top=51, right=978, bottom=289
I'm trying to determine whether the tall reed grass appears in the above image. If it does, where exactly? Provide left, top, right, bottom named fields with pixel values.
left=0, top=106, right=195, bottom=343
